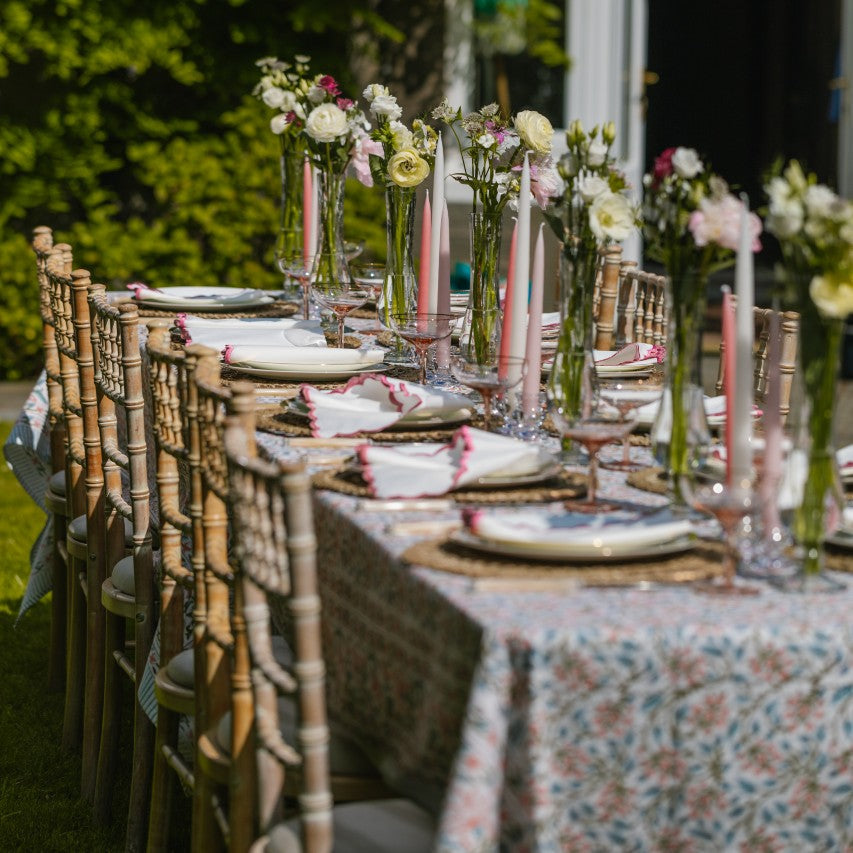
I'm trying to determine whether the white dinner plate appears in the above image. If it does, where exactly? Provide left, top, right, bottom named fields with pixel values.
left=464, top=461, right=564, bottom=489
left=133, top=286, right=275, bottom=311
left=825, top=530, right=853, bottom=551
left=229, top=363, right=387, bottom=381
left=448, top=528, right=695, bottom=563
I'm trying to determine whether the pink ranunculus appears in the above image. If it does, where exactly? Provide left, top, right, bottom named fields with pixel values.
left=318, top=75, right=340, bottom=96
left=688, top=195, right=763, bottom=252
left=350, top=135, right=383, bottom=187
left=652, top=147, right=677, bottom=184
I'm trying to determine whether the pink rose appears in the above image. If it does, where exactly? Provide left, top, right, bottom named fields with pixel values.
left=318, top=75, right=340, bottom=96
left=350, top=135, right=383, bottom=187
left=652, top=147, right=677, bottom=184
left=688, top=195, right=762, bottom=252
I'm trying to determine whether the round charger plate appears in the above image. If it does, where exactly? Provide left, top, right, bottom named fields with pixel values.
left=448, top=528, right=695, bottom=563
left=466, top=461, right=563, bottom=489
left=229, top=362, right=387, bottom=381
left=286, top=400, right=474, bottom=432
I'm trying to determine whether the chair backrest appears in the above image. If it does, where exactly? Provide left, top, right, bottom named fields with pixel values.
left=89, top=287, right=154, bottom=629
left=612, top=265, right=668, bottom=350
left=224, top=409, right=334, bottom=853
left=189, top=346, right=258, bottom=849
left=592, top=245, right=623, bottom=351
left=33, top=226, right=65, bottom=476
left=145, top=324, right=198, bottom=675
left=714, top=305, right=799, bottom=420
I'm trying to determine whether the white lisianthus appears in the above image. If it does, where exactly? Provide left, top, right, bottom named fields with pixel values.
left=370, top=94, right=402, bottom=121
left=531, top=164, right=564, bottom=208
left=809, top=274, right=853, bottom=318
left=589, top=192, right=635, bottom=242
left=587, top=141, right=607, bottom=167
left=387, top=148, right=430, bottom=188
left=362, top=83, right=390, bottom=103
left=279, top=90, right=298, bottom=113
left=305, top=103, right=348, bottom=143
left=307, top=84, right=326, bottom=104
left=672, top=147, right=703, bottom=179
left=262, top=87, right=287, bottom=109
left=514, top=110, right=553, bottom=155
left=578, top=175, right=609, bottom=204
left=476, top=132, right=496, bottom=149
left=270, top=113, right=289, bottom=135
left=389, top=121, right=413, bottom=151
left=293, top=102, right=306, bottom=121
left=804, top=184, right=838, bottom=219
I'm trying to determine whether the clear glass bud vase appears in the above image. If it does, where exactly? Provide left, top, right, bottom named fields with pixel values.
left=461, top=211, right=503, bottom=364
left=310, top=167, right=350, bottom=302
left=381, top=185, right=418, bottom=365
left=273, top=143, right=304, bottom=277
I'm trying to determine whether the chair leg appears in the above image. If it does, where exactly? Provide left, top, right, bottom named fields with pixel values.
left=93, top=611, right=126, bottom=824
left=125, top=698, right=156, bottom=852
left=62, top=555, right=86, bottom=752
left=48, top=512, right=68, bottom=693
left=192, top=766, right=226, bottom=853
left=81, top=556, right=107, bottom=802
left=147, top=707, right=179, bottom=853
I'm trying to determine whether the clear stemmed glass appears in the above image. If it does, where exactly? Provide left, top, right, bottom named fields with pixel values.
left=598, top=375, right=664, bottom=471
left=389, top=312, right=454, bottom=384
left=344, top=240, right=365, bottom=262
left=451, top=354, right=527, bottom=432
left=278, top=251, right=314, bottom=320
left=349, top=261, right=386, bottom=304
left=312, top=282, right=370, bottom=348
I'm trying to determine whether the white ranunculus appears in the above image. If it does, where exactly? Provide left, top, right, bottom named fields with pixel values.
left=589, top=192, right=635, bottom=242
left=587, top=141, right=607, bottom=167
left=804, top=184, right=838, bottom=219
left=810, top=274, right=853, bottom=318
left=262, top=87, right=286, bottom=109
left=270, top=113, right=289, bottom=135
left=362, top=83, right=390, bottom=103
left=578, top=175, right=609, bottom=204
left=672, top=147, right=703, bottom=179
left=370, top=94, right=402, bottom=121
left=305, top=103, right=348, bottom=143
left=514, top=110, right=553, bottom=155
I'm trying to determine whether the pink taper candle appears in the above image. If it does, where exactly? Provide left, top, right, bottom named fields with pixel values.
left=302, top=158, right=312, bottom=268
left=721, top=286, right=735, bottom=484
left=417, top=191, right=431, bottom=315
left=498, top=220, right=519, bottom=374
left=521, top=224, right=545, bottom=416
left=761, top=309, right=783, bottom=537
left=436, top=200, right=452, bottom=369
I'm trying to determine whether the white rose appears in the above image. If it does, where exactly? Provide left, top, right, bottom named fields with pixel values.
left=262, top=87, right=286, bottom=109
left=672, top=147, right=703, bottom=179
left=514, top=110, right=553, bottom=155
left=587, top=141, right=607, bottom=167
left=370, top=94, right=402, bottom=121
left=305, top=103, right=348, bottom=143
left=804, top=184, right=838, bottom=219
left=578, top=175, right=609, bottom=204
left=589, top=192, right=635, bottom=242
left=270, top=113, right=289, bottom=135
left=810, top=274, right=853, bottom=319
left=362, top=83, right=390, bottom=104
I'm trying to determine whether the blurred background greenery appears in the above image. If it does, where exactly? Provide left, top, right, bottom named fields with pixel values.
left=0, top=0, right=397, bottom=379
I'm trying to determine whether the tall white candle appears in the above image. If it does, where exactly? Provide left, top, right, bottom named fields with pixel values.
left=428, top=135, right=444, bottom=314
left=506, top=153, right=530, bottom=401
left=309, top=166, right=319, bottom=259
left=732, top=197, right=754, bottom=486
left=521, top=224, right=545, bottom=416
left=436, top=200, right=452, bottom=369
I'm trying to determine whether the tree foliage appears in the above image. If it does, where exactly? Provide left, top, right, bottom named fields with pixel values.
left=0, top=0, right=389, bottom=378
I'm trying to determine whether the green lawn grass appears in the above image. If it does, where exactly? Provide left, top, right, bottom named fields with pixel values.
left=0, top=421, right=129, bottom=851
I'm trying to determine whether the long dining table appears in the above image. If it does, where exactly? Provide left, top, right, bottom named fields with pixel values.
left=7, top=357, right=853, bottom=851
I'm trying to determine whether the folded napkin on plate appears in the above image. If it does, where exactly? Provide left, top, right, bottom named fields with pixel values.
left=595, top=342, right=666, bottom=367
left=175, top=315, right=325, bottom=349
left=466, top=508, right=692, bottom=551
left=838, top=444, right=853, bottom=474
left=300, top=375, right=471, bottom=438
left=127, top=283, right=271, bottom=306
left=636, top=395, right=761, bottom=425
left=357, top=427, right=554, bottom=498
left=223, top=343, right=384, bottom=369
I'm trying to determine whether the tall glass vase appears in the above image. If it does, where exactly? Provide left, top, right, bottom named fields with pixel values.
left=461, top=210, right=503, bottom=364
left=274, top=143, right=304, bottom=273
left=310, top=166, right=350, bottom=295
left=547, top=246, right=598, bottom=431
left=650, top=271, right=710, bottom=506
left=782, top=300, right=846, bottom=590
left=382, top=186, right=417, bottom=322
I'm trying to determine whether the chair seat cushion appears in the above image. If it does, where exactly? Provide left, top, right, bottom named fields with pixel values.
left=267, top=799, right=435, bottom=853
left=68, top=514, right=134, bottom=545
left=48, top=470, right=66, bottom=496
left=110, top=555, right=136, bottom=596
left=164, top=648, right=194, bottom=689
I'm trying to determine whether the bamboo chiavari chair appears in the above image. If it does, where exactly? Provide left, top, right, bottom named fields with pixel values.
left=612, top=265, right=668, bottom=350
left=34, top=227, right=69, bottom=692
left=222, top=401, right=435, bottom=853
left=715, top=306, right=799, bottom=421
left=593, top=245, right=623, bottom=351
left=88, top=288, right=156, bottom=843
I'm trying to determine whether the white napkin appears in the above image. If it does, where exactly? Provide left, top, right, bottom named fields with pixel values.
left=126, top=283, right=272, bottom=307
left=300, top=376, right=471, bottom=438
left=595, top=342, right=665, bottom=369
left=838, top=444, right=853, bottom=477
left=636, top=395, right=761, bottom=426
left=175, top=315, right=325, bottom=350
left=224, top=344, right=384, bottom=370
left=357, top=427, right=554, bottom=498
left=466, top=508, right=692, bottom=552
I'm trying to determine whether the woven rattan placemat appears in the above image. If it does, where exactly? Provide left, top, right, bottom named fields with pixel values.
left=312, top=466, right=587, bottom=504
left=627, top=466, right=669, bottom=494
left=402, top=537, right=726, bottom=585
left=225, top=364, right=421, bottom=392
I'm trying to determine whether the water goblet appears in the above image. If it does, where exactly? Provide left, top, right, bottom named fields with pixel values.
left=450, top=354, right=527, bottom=432
left=598, top=375, right=663, bottom=471
left=349, top=261, right=386, bottom=304
left=278, top=251, right=314, bottom=320
left=312, top=282, right=370, bottom=348
left=389, top=312, right=455, bottom=385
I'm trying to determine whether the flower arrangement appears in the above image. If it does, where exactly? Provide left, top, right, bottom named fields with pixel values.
left=253, top=55, right=313, bottom=151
